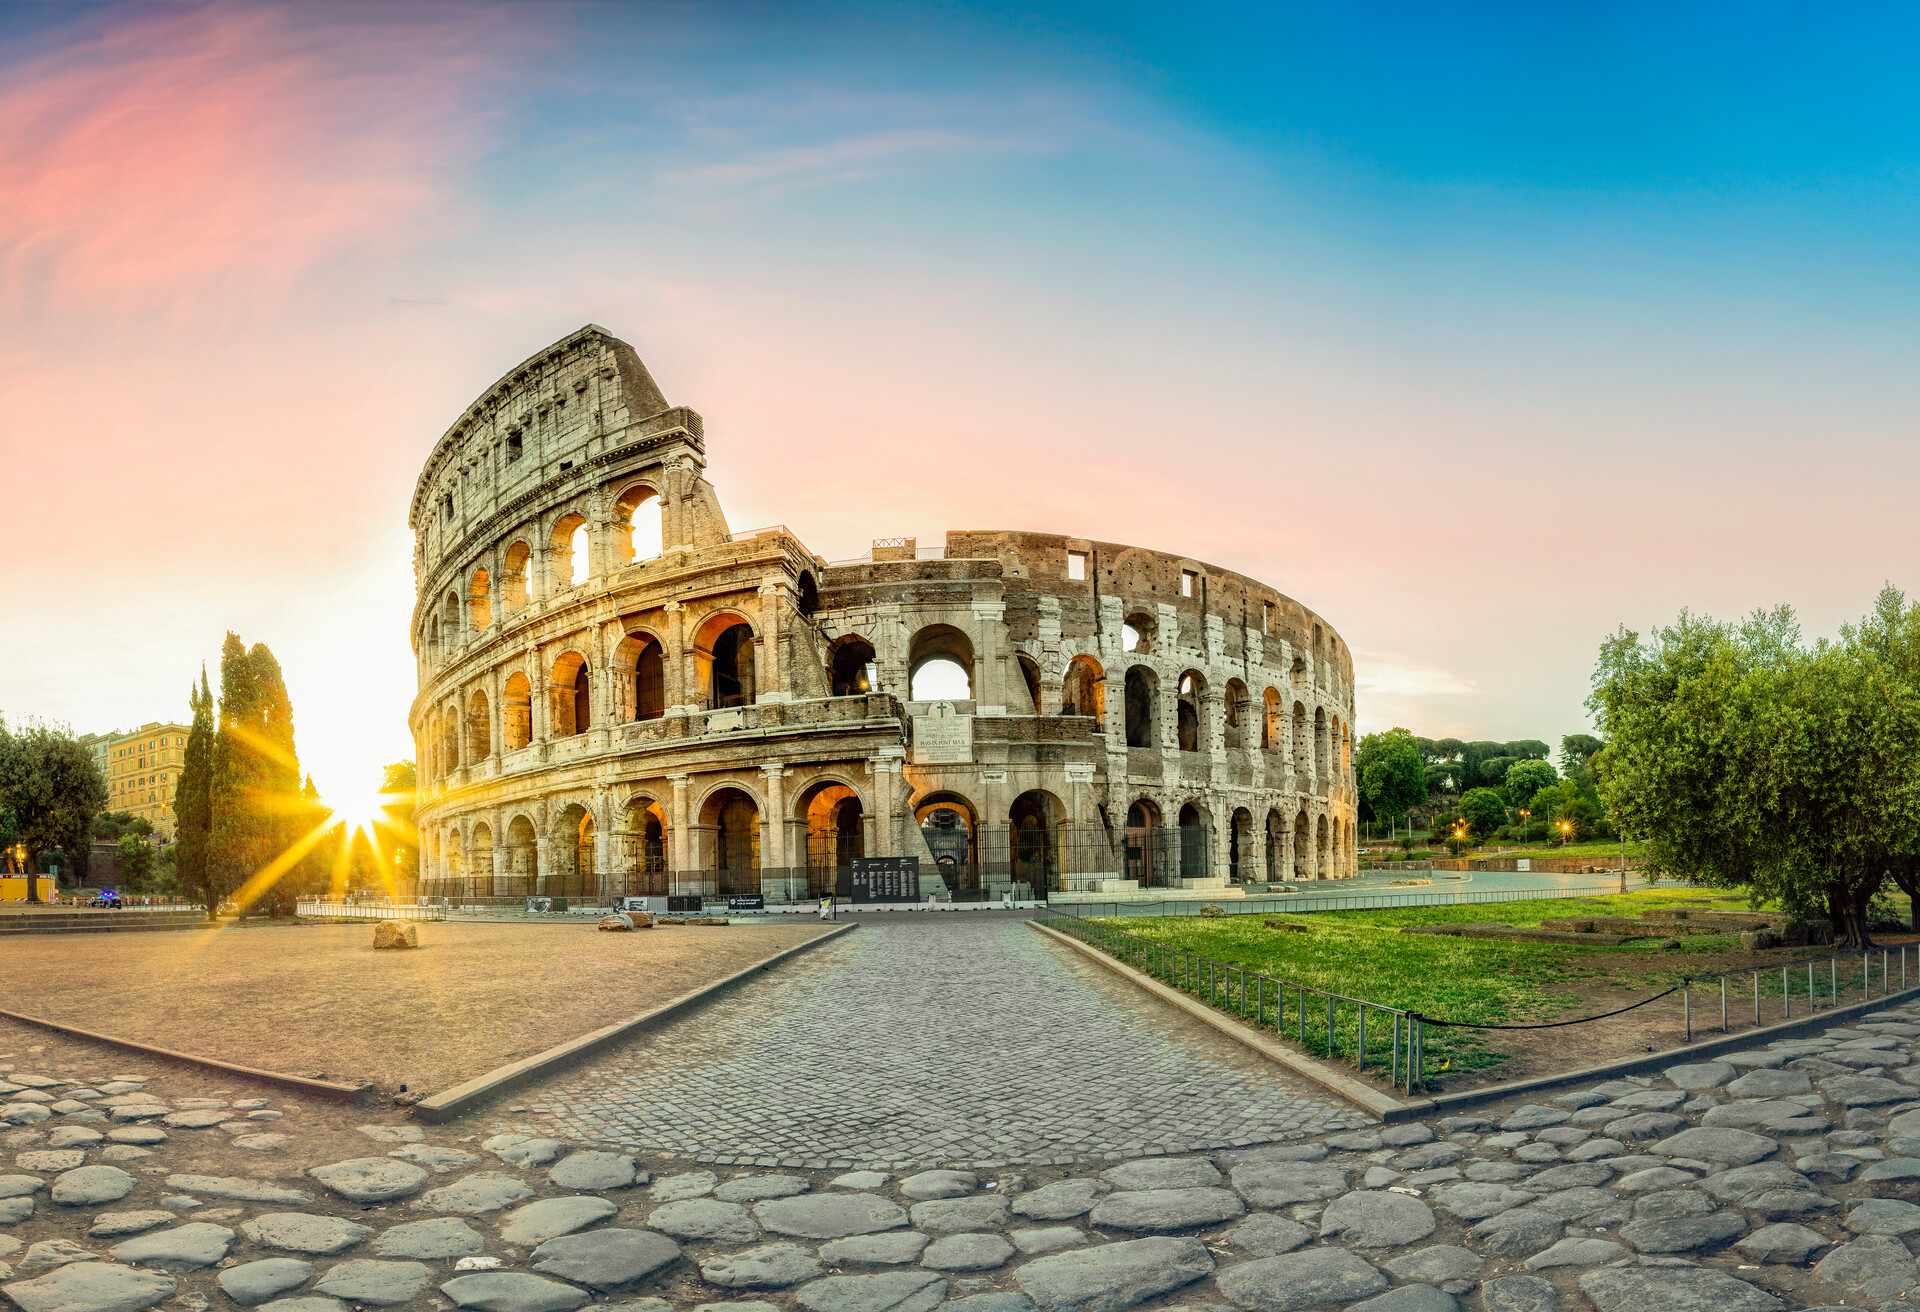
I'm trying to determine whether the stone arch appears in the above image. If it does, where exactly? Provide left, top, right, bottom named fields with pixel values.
left=1124, top=666, right=1158, bottom=749
left=692, top=610, right=756, bottom=709
left=1223, top=678, right=1250, bottom=750
left=1262, top=687, right=1282, bottom=751
left=470, top=822, right=494, bottom=896
left=502, top=672, right=532, bottom=750
left=501, top=540, right=532, bottom=611
left=1229, top=806, right=1253, bottom=882
left=1316, top=812, right=1330, bottom=877
left=1314, top=706, right=1330, bottom=794
left=1176, top=670, right=1207, bottom=753
left=613, top=629, right=667, bottom=721
left=1265, top=808, right=1286, bottom=883
left=697, top=785, right=762, bottom=894
left=1290, top=653, right=1306, bottom=691
left=797, top=778, right=865, bottom=898
left=1178, top=801, right=1211, bottom=879
left=1009, top=789, right=1066, bottom=897
left=441, top=589, right=462, bottom=654
left=1292, top=700, right=1310, bottom=787
left=466, top=688, right=490, bottom=761
left=548, top=649, right=591, bottom=737
left=1121, top=610, right=1154, bottom=654
left=1063, top=654, right=1105, bottom=723
left=549, top=801, right=595, bottom=899
left=1013, top=652, right=1043, bottom=715
left=445, top=827, right=464, bottom=884
left=468, top=567, right=492, bottom=631
left=1294, top=807, right=1312, bottom=880
left=505, top=813, right=538, bottom=895
left=619, top=793, right=670, bottom=892
left=611, top=482, right=664, bottom=565
left=914, top=791, right=978, bottom=896
left=549, top=510, right=590, bottom=588
left=1124, top=798, right=1163, bottom=887
left=829, top=635, right=877, bottom=697
left=795, top=570, right=820, bottom=616
left=908, top=624, right=974, bottom=701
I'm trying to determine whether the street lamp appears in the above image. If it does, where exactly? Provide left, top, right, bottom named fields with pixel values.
left=1557, top=819, right=1573, bottom=846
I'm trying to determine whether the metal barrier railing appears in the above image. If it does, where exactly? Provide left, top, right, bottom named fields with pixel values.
left=1042, top=908, right=1428, bottom=1093
left=296, top=900, right=446, bottom=922
left=1045, top=906, right=1920, bottom=1096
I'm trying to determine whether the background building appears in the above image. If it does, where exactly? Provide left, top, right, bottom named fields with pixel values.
left=106, top=722, right=190, bottom=839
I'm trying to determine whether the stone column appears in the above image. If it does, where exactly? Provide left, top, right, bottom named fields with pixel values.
left=760, top=766, right=787, bottom=870
left=970, top=599, right=1006, bottom=715
left=668, top=773, right=692, bottom=873
left=662, top=601, right=689, bottom=712
left=758, top=582, right=786, bottom=704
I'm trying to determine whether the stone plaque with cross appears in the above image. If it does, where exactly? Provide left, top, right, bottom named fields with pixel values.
left=913, top=701, right=973, bottom=765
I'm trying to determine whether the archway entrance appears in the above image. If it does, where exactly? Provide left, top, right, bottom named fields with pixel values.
left=1124, top=799, right=1162, bottom=888
left=1294, top=809, right=1313, bottom=880
left=1178, top=803, right=1210, bottom=879
left=915, top=793, right=978, bottom=898
left=620, top=797, right=669, bottom=896
left=1229, top=807, right=1253, bottom=883
left=1265, top=809, right=1285, bottom=885
left=1009, top=790, right=1064, bottom=898
left=699, top=788, right=761, bottom=896
left=799, top=781, right=864, bottom=898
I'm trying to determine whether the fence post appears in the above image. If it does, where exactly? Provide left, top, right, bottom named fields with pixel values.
left=1753, top=971, right=1760, bottom=1026
left=1683, top=985, right=1691, bottom=1043
left=1357, top=1007, right=1367, bottom=1071
left=1782, top=966, right=1790, bottom=1018
left=1391, top=1014, right=1401, bottom=1087
left=1326, top=995, right=1337, bottom=1057
left=1721, top=976, right=1728, bottom=1033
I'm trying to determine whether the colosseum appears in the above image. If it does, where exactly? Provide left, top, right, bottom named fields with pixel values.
left=410, top=325, right=1357, bottom=906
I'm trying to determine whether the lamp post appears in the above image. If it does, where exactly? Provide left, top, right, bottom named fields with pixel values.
left=1557, top=818, right=1573, bottom=847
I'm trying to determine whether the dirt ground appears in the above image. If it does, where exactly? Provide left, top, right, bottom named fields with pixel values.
left=5, top=918, right=832, bottom=1096
left=1442, top=933, right=1920, bottom=1090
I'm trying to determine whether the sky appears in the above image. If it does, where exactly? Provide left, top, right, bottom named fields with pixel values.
left=3, top=0, right=1917, bottom=801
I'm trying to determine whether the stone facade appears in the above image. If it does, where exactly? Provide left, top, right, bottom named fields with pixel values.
left=409, top=325, right=1357, bottom=902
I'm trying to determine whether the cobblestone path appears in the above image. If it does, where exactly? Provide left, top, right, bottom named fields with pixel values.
left=518, top=919, right=1370, bottom=1168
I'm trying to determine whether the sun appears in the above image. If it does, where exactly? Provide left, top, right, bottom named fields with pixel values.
left=322, top=780, right=387, bottom=837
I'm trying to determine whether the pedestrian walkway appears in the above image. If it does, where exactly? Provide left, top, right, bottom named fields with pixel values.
left=518, top=919, right=1369, bottom=1167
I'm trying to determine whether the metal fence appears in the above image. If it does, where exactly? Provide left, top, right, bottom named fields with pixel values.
left=1065, top=880, right=1637, bottom=919
left=296, top=900, right=447, bottom=922
left=1042, top=908, right=1427, bottom=1093
left=1044, top=905, right=1920, bottom=1096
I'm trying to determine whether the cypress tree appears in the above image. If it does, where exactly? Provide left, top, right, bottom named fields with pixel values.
left=173, top=666, right=215, bottom=911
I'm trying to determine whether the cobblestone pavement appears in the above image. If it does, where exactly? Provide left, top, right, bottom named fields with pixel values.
left=514, top=919, right=1370, bottom=1168
left=13, top=986, right=1920, bottom=1308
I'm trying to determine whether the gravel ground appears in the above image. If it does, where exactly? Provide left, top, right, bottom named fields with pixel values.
left=1, top=920, right=831, bottom=1095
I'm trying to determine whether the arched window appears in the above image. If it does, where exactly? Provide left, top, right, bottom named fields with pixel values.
left=796, top=571, right=820, bottom=616
left=622, top=797, right=670, bottom=892
left=1314, top=707, right=1330, bottom=794
left=1062, top=655, right=1105, bottom=724
left=507, top=814, right=537, bottom=894
left=1262, top=687, right=1281, bottom=752
left=466, top=689, right=490, bottom=760
left=908, top=625, right=974, bottom=701
left=612, top=484, right=663, bottom=565
left=829, top=637, right=877, bottom=697
left=468, top=568, right=491, bottom=631
left=501, top=541, right=532, bottom=611
left=1224, top=678, right=1249, bottom=750
left=1176, top=671, right=1205, bottom=753
left=502, top=673, right=532, bottom=750
left=1124, top=667, right=1156, bottom=749
left=549, top=651, right=590, bottom=737
left=690, top=613, right=756, bottom=710
left=634, top=640, right=664, bottom=720
left=550, top=512, right=589, bottom=588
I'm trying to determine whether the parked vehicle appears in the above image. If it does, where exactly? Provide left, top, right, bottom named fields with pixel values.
left=89, top=889, right=123, bottom=909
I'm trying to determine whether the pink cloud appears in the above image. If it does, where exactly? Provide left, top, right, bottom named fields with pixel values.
left=0, top=3, right=530, bottom=305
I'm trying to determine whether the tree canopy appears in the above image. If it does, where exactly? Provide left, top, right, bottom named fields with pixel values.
left=1503, top=759, right=1557, bottom=809
left=1590, top=587, right=1920, bottom=947
left=0, top=717, right=107, bottom=898
left=1355, top=729, right=1427, bottom=828
left=1458, top=787, right=1508, bottom=838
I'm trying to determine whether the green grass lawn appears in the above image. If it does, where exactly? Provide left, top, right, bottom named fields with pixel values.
left=1070, top=888, right=1759, bottom=1078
